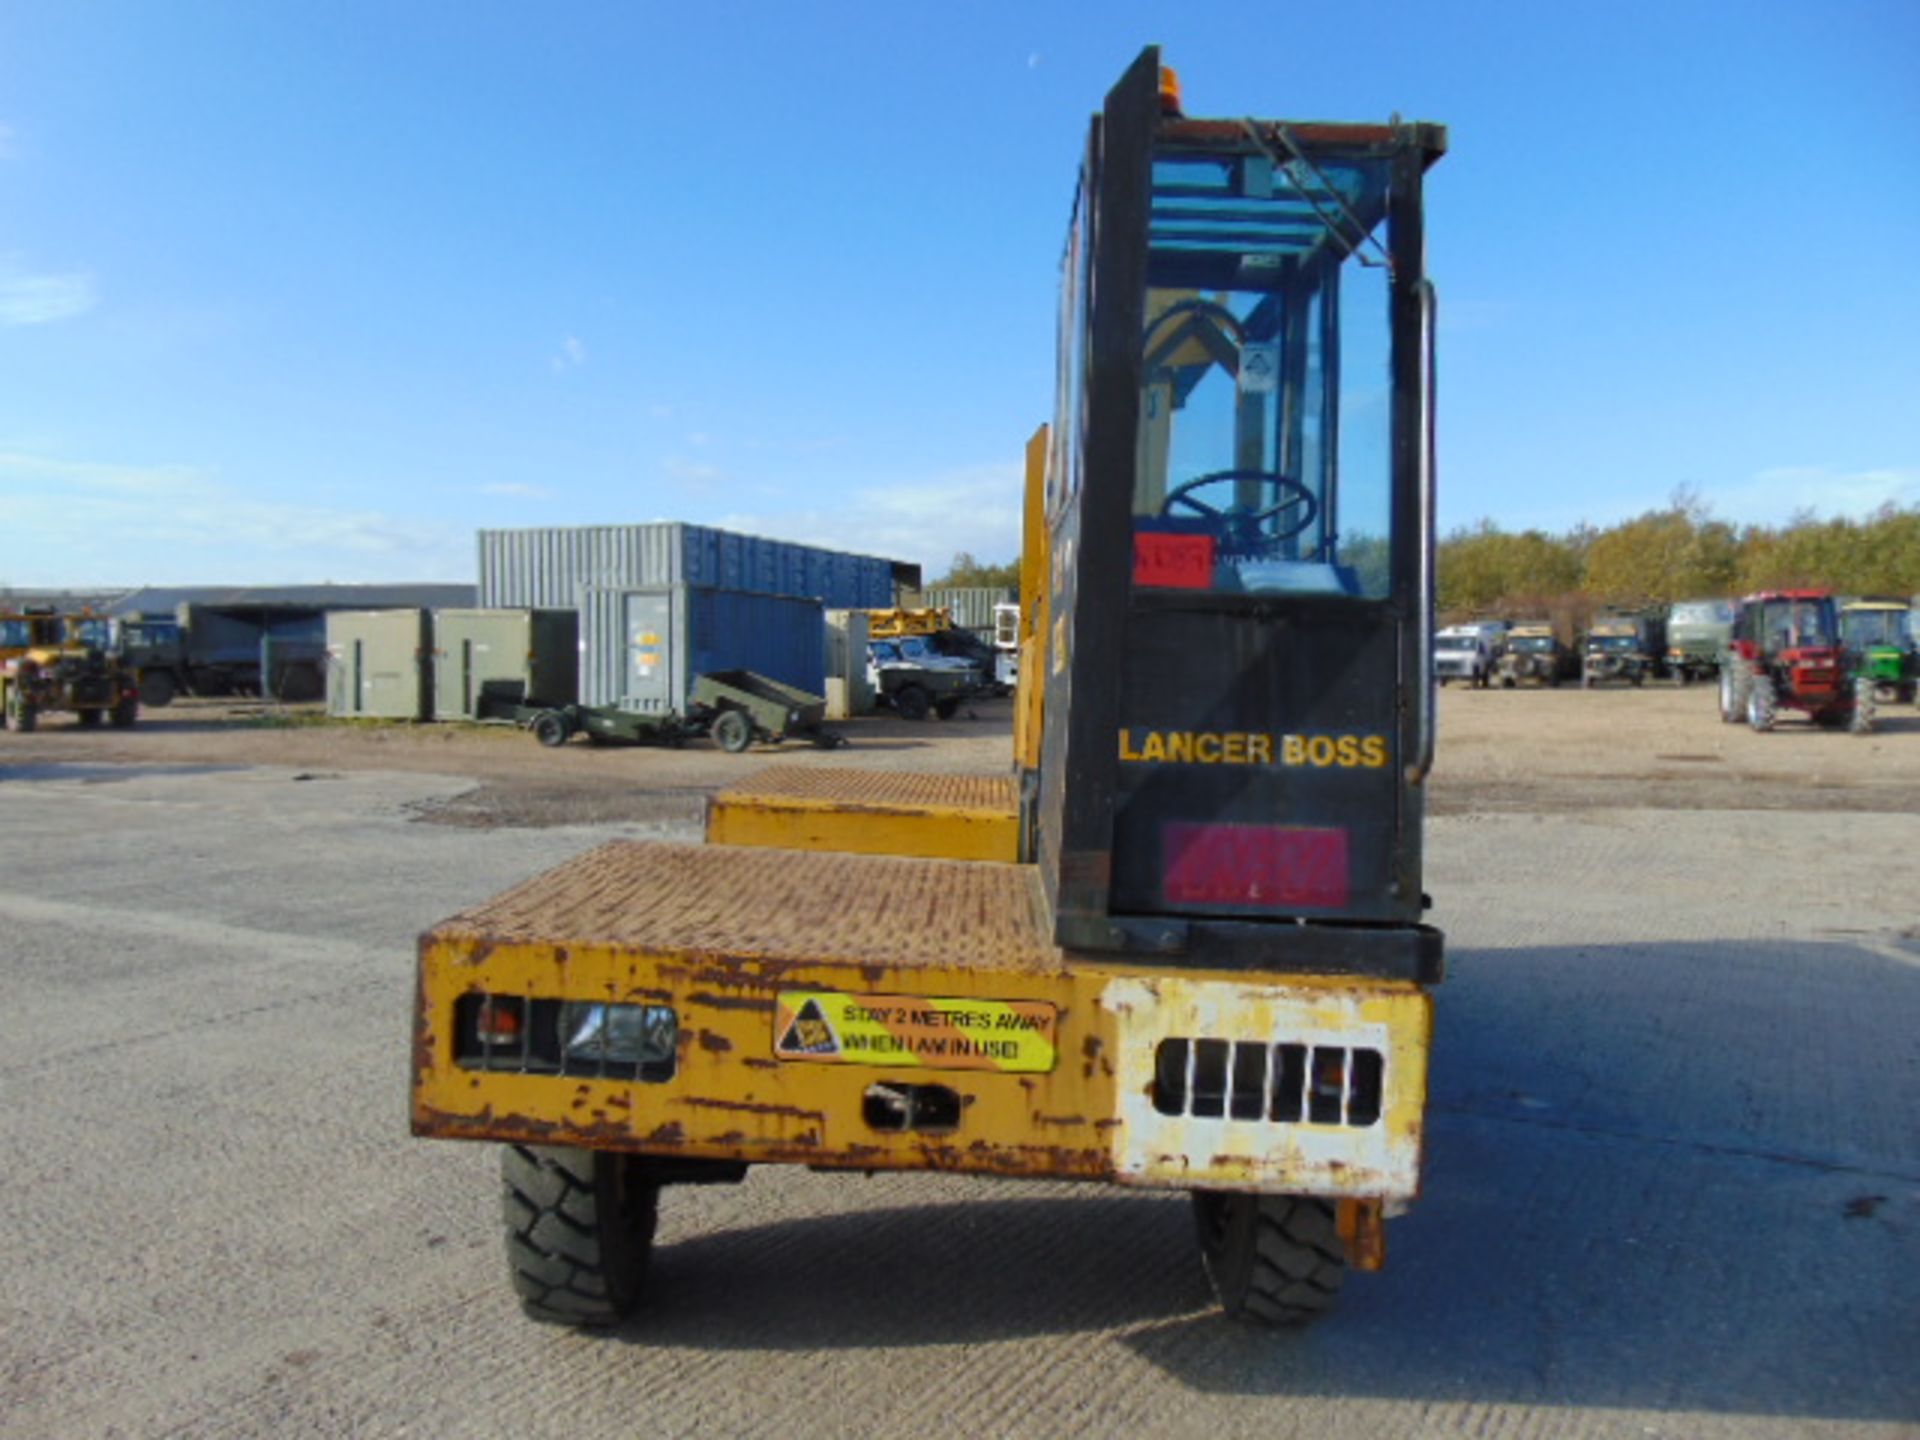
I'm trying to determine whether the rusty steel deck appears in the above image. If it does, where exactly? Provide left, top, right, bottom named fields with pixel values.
left=705, top=766, right=1020, bottom=862
left=413, top=841, right=1431, bottom=1197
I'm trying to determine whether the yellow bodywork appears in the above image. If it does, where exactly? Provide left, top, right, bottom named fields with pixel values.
left=412, top=841, right=1431, bottom=1199
left=707, top=767, right=1018, bottom=862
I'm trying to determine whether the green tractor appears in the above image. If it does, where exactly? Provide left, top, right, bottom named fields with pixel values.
left=1840, top=599, right=1917, bottom=706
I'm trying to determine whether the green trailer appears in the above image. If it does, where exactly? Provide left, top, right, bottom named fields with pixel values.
left=487, top=669, right=844, bottom=752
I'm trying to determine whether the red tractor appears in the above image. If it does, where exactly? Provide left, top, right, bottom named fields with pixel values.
left=1718, top=589, right=1869, bottom=734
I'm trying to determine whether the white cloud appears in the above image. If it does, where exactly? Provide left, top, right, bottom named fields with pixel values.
left=1712, top=465, right=1920, bottom=526
left=0, top=451, right=468, bottom=585
left=0, top=261, right=98, bottom=326
left=480, top=481, right=550, bottom=499
left=714, top=461, right=1023, bottom=571
left=662, top=454, right=725, bottom=488
left=550, top=335, right=587, bottom=373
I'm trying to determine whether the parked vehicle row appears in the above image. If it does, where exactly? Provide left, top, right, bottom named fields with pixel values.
left=1438, top=594, right=1917, bottom=707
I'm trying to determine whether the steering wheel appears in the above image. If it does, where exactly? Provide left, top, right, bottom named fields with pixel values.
left=1160, top=468, right=1319, bottom=545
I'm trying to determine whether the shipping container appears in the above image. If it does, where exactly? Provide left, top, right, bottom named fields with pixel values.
left=430, top=608, right=579, bottom=720
left=580, top=585, right=826, bottom=712
left=477, top=524, right=903, bottom=612
left=824, top=609, right=875, bottom=717
left=325, top=609, right=430, bottom=720
left=921, top=585, right=1017, bottom=633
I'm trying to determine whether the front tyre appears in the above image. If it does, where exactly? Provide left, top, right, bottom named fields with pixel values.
left=1192, top=1191, right=1343, bottom=1327
left=503, top=1144, right=659, bottom=1327
left=1747, top=672, right=1777, bottom=732
left=712, top=709, right=755, bottom=753
left=893, top=684, right=931, bottom=722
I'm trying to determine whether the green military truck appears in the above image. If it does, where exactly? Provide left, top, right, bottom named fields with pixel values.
left=1581, top=614, right=1664, bottom=688
left=1495, top=624, right=1576, bottom=687
left=1664, top=599, right=1733, bottom=685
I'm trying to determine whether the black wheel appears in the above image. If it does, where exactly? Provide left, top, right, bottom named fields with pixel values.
left=713, top=709, right=755, bottom=753
left=532, top=712, right=570, bottom=748
left=893, top=685, right=931, bottom=722
left=1192, top=1191, right=1343, bottom=1326
left=139, top=670, right=177, bottom=708
left=502, top=1144, right=659, bottom=1327
left=934, top=697, right=960, bottom=720
left=1747, top=672, right=1776, bottom=732
left=111, top=696, right=138, bottom=729
left=77, top=707, right=103, bottom=728
left=10, top=698, right=37, bottom=733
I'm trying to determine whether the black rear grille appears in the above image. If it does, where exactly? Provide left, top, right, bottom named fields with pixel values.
left=1152, top=1038, right=1383, bottom=1127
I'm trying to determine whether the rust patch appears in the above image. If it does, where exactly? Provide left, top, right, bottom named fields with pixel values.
left=685, top=990, right=778, bottom=1014
left=680, top=1095, right=826, bottom=1126
left=697, top=1030, right=734, bottom=1054
left=743, top=1057, right=779, bottom=1071
left=642, top=1121, right=687, bottom=1146
left=451, top=939, right=496, bottom=969
left=1033, top=1113, right=1087, bottom=1128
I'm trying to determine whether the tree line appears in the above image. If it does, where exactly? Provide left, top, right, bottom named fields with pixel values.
left=1439, top=497, right=1920, bottom=620
left=932, top=497, right=1920, bottom=617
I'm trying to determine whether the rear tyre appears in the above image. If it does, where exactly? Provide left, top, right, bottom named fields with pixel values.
left=532, top=712, right=570, bottom=748
left=1193, top=1191, right=1343, bottom=1326
left=934, top=697, right=961, bottom=720
left=111, top=696, right=138, bottom=729
left=1747, top=672, right=1776, bottom=732
left=893, top=685, right=931, bottom=722
left=77, top=707, right=103, bottom=728
left=713, top=709, right=755, bottom=753
left=502, top=1144, right=659, bottom=1327
left=139, top=670, right=177, bottom=708
left=10, top=698, right=37, bottom=733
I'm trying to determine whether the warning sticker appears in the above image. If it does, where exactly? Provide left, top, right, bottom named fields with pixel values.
left=773, top=992, right=1057, bottom=1073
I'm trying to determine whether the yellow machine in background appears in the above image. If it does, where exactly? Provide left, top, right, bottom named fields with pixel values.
left=413, top=49, right=1446, bottom=1329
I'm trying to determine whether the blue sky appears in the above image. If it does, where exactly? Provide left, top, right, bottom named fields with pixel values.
left=2, top=1, right=1915, bottom=586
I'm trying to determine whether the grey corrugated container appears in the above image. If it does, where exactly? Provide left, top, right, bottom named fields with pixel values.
left=430, top=608, right=578, bottom=720
left=581, top=585, right=825, bottom=712
left=477, top=524, right=898, bottom=611
left=823, top=609, right=875, bottom=717
left=921, top=585, right=1017, bottom=633
left=325, top=610, right=430, bottom=720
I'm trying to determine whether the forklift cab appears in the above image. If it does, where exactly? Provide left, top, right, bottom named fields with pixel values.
left=1036, top=50, right=1444, bottom=966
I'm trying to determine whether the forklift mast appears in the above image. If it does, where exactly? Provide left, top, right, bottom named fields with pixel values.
left=1034, top=49, right=1444, bottom=976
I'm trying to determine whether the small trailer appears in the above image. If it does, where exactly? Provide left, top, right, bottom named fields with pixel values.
left=485, top=669, right=843, bottom=752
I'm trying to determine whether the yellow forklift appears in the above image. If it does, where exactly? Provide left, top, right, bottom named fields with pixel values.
left=412, top=48, right=1446, bottom=1328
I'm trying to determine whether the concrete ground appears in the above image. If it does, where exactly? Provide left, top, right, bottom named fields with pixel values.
left=0, top=704, right=1915, bottom=1437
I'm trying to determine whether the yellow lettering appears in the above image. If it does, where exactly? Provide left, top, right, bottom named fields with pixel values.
left=1141, top=732, right=1166, bottom=762
left=1194, top=733, right=1220, bottom=763
left=1283, top=734, right=1305, bottom=765
left=1223, top=733, right=1247, bottom=765
left=1249, top=733, right=1274, bottom=765
left=1336, top=735, right=1360, bottom=767
left=1168, top=731, right=1196, bottom=763
left=1361, top=735, right=1388, bottom=768
left=1119, top=730, right=1141, bottom=762
left=1308, top=736, right=1337, bottom=767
